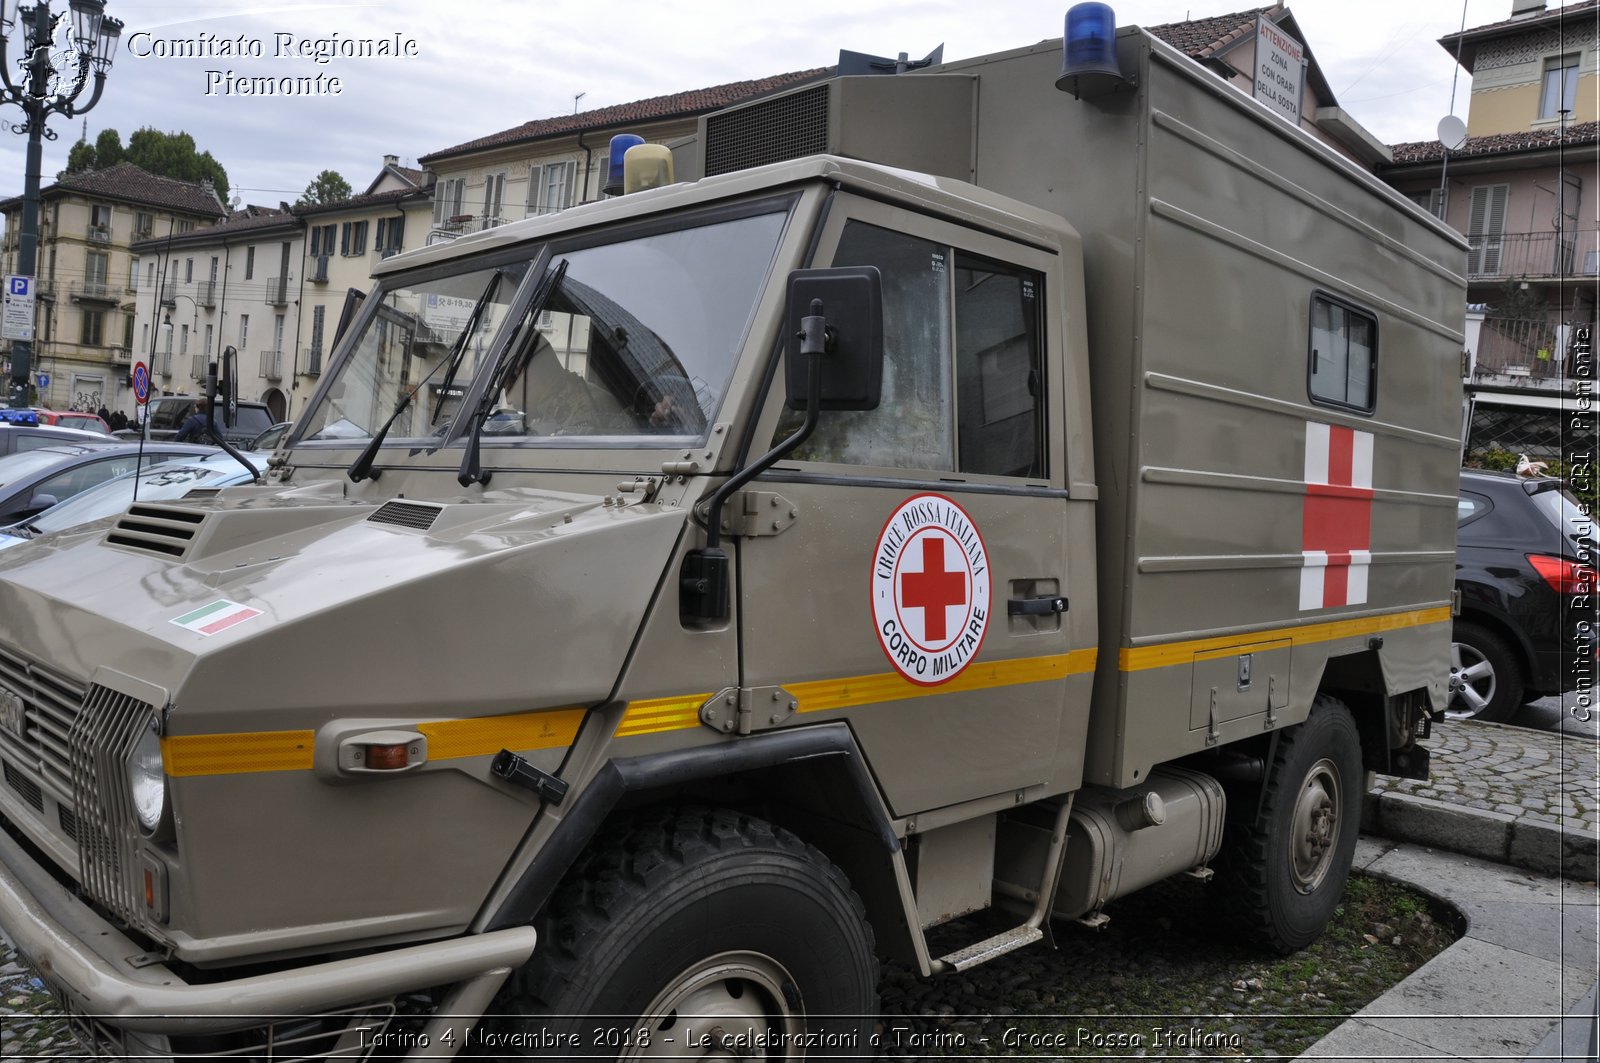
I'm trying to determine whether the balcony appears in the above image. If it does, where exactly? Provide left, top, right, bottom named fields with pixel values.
left=305, top=346, right=323, bottom=377
left=260, top=349, right=283, bottom=381
left=310, top=255, right=330, bottom=284
left=1467, top=229, right=1600, bottom=282
left=109, top=346, right=131, bottom=365
left=72, top=281, right=118, bottom=304
left=87, top=225, right=111, bottom=245
left=190, top=354, right=208, bottom=380
left=197, top=280, right=217, bottom=308
left=265, top=277, right=290, bottom=306
left=157, top=284, right=176, bottom=306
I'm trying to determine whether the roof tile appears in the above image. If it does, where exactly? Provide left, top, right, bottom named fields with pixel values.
left=2, top=162, right=224, bottom=217
left=1389, top=120, right=1600, bottom=164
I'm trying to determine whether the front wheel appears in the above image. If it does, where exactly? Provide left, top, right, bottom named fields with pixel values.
left=485, top=807, right=878, bottom=1059
left=1213, top=695, right=1363, bottom=953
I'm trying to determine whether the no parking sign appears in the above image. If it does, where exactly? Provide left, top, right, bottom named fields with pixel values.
left=132, top=362, right=150, bottom=405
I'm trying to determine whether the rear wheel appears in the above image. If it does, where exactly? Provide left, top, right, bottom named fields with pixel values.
left=1214, top=696, right=1362, bottom=953
left=485, top=807, right=878, bottom=1059
left=1447, top=620, right=1523, bottom=722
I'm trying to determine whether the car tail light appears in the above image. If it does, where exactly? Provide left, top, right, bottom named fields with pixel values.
left=1527, top=554, right=1595, bottom=595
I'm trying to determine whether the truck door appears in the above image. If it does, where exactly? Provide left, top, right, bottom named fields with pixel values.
left=736, top=202, right=1094, bottom=817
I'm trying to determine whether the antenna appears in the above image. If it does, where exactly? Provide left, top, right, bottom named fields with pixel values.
left=573, top=91, right=586, bottom=114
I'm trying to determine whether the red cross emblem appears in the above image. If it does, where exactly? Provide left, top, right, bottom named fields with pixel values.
left=900, top=536, right=967, bottom=642
left=872, top=494, right=992, bottom=685
left=1301, top=423, right=1374, bottom=609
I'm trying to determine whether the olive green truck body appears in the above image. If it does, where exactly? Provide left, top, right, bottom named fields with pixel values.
left=0, top=25, right=1463, bottom=1058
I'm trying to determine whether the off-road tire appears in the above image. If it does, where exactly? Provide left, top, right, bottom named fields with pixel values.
left=1213, top=696, right=1362, bottom=954
left=484, top=806, right=879, bottom=1059
left=1447, top=620, right=1523, bottom=723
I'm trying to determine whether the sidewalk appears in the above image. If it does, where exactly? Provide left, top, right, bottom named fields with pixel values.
left=1306, top=719, right=1600, bottom=1062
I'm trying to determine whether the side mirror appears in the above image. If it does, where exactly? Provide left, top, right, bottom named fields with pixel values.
left=220, top=346, right=239, bottom=428
left=24, top=493, right=58, bottom=516
left=784, top=266, right=884, bottom=411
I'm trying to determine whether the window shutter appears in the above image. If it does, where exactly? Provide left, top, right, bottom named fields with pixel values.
left=528, top=165, right=544, bottom=213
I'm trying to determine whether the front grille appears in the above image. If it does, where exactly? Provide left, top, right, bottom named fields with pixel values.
left=368, top=500, right=442, bottom=531
left=69, top=684, right=155, bottom=930
left=3, top=759, right=43, bottom=811
left=106, top=503, right=208, bottom=559
left=0, top=644, right=86, bottom=802
left=704, top=84, right=830, bottom=176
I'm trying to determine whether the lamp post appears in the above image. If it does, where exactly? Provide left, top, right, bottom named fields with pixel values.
left=0, top=0, right=123, bottom=407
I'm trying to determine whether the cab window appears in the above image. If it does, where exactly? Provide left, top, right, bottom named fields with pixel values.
left=789, top=220, right=1044, bottom=477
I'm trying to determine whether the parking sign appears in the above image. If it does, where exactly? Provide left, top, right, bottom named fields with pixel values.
left=2, top=274, right=34, bottom=342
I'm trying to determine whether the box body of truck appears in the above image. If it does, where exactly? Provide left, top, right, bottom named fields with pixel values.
left=0, top=20, right=1463, bottom=1059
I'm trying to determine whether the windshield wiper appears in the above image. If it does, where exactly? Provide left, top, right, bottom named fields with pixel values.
left=348, top=270, right=505, bottom=483
left=458, top=259, right=568, bottom=487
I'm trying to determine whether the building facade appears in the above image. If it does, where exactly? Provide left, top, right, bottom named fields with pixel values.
left=1379, top=0, right=1598, bottom=458
left=0, top=163, right=224, bottom=413
left=128, top=206, right=304, bottom=421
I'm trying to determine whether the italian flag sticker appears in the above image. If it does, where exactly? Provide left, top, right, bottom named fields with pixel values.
left=171, top=599, right=263, bottom=637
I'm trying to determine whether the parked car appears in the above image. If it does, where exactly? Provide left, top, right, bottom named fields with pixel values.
left=0, top=450, right=267, bottom=550
left=29, top=408, right=111, bottom=434
left=0, top=421, right=113, bottom=457
left=250, top=421, right=294, bottom=451
left=1449, top=469, right=1595, bottom=721
left=142, top=396, right=276, bottom=447
left=0, top=442, right=217, bottom=524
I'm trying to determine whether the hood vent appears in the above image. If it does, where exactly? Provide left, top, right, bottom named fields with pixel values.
left=106, top=504, right=207, bottom=559
left=368, top=500, right=443, bottom=531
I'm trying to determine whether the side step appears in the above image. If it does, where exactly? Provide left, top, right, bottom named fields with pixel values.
left=936, top=925, right=1044, bottom=972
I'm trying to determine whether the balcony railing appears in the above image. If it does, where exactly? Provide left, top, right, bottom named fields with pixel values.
left=1471, top=313, right=1595, bottom=379
left=109, top=346, right=131, bottom=365
left=190, top=354, right=208, bottom=380
left=87, top=225, right=110, bottom=245
left=197, top=280, right=217, bottom=308
left=265, top=277, right=290, bottom=306
left=260, top=349, right=283, bottom=380
left=310, top=255, right=330, bottom=284
left=305, top=346, right=323, bottom=376
left=1467, top=229, right=1600, bottom=281
left=72, top=281, right=117, bottom=303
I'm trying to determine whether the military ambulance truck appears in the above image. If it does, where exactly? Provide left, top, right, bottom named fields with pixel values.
left=0, top=12, right=1463, bottom=1059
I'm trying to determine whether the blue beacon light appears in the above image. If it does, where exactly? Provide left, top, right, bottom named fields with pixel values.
left=1056, top=2, right=1126, bottom=95
left=604, top=134, right=646, bottom=195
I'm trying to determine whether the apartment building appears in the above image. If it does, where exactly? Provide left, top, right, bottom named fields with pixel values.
left=416, top=70, right=830, bottom=241
left=1379, top=0, right=1597, bottom=457
left=128, top=206, right=304, bottom=421
left=0, top=163, right=224, bottom=413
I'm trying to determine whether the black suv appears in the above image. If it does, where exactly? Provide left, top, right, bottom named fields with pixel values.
left=1450, top=469, right=1594, bottom=721
left=142, top=396, right=276, bottom=447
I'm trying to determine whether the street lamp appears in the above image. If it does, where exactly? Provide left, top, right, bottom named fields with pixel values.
left=0, top=0, right=123, bottom=406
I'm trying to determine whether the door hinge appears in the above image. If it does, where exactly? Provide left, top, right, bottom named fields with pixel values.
left=717, top=492, right=798, bottom=538
left=700, top=686, right=799, bottom=735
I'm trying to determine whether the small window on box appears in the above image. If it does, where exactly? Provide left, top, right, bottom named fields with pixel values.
left=1308, top=293, right=1376, bottom=414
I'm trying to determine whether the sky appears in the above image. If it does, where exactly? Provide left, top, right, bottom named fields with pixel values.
left=0, top=0, right=1536, bottom=211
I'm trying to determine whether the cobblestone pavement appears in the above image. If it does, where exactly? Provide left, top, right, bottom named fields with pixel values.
left=1365, top=718, right=1600, bottom=880
left=1372, top=719, right=1599, bottom=834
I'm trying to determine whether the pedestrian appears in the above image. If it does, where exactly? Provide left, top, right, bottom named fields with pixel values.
left=96, top=405, right=111, bottom=425
left=109, top=410, right=127, bottom=431
left=174, top=398, right=214, bottom=443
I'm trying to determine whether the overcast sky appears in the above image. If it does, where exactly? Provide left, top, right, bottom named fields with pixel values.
left=0, top=0, right=1544, bottom=211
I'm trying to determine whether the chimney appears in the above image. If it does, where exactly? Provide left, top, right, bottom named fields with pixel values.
left=1511, top=0, right=1546, bottom=16
left=384, top=154, right=399, bottom=167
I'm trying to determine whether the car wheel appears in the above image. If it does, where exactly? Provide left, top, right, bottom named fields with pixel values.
left=485, top=806, right=878, bottom=1057
left=1213, top=695, right=1363, bottom=954
left=1447, top=620, right=1523, bottom=723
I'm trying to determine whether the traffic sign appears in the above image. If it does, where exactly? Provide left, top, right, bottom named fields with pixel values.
left=35, top=373, right=49, bottom=389
left=132, top=362, right=150, bottom=404
left=2, top=274, right=34, bottom=342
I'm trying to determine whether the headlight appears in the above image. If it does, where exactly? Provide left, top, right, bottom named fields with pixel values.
left=127, top=719, right=166, bottom=833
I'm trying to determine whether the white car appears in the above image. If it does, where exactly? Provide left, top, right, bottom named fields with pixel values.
left=0, top=451, right=268, bottom=551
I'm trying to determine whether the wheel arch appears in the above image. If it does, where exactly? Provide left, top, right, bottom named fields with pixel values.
left=482, top=723, right=918, bottom=962
left=1315, top=649, right=1431, bottom=781
left=1454, top=605, right=1536, bottom=680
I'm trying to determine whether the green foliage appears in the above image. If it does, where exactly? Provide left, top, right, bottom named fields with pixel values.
left=296, top=169, right=353, bottom=208
left=60, top=127, right=229, bottom=200
left=1465, top=447, right=1597, bottom=512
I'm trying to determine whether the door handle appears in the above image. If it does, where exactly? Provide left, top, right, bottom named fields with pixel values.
left=1008, top=595, right=1068, bottom=616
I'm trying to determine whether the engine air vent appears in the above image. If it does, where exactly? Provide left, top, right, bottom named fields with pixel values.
left=368, top=501, right=443, bottom=531
left=105, top=504, right=207, bottom=559
left=704, top=84, right=829, bottom=176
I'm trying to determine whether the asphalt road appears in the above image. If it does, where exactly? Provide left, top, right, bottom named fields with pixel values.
left=1507, top=690, right=1600, bottom=738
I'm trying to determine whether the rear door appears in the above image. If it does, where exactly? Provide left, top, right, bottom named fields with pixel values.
left=736, top=199, right=1092, bottom=817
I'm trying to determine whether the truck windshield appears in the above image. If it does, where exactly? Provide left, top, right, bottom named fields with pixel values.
left=297, top=208, right=788, bottom=450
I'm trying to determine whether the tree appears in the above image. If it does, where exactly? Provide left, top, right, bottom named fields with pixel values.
left=297, top=169, right=353, bottom=208
left=61, top=128, right=228, bottom=201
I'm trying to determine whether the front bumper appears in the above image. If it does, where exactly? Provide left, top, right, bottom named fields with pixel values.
left=0, top=822, right=536, bottom=1049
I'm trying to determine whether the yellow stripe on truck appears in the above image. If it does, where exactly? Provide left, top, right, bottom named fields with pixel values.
left=163, top=707, right=587, bottom=777
left=1117, top=606, right=1451, bottom=672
